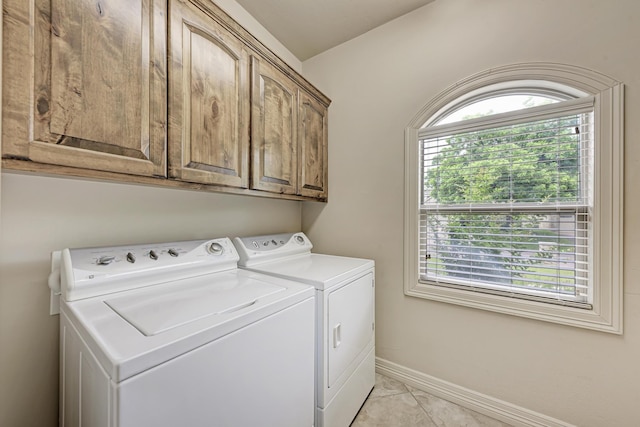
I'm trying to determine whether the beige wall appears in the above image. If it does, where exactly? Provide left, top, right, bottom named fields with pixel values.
left=0, top=1, right=303, bottom=426
left=214, top=0, right=301, bottom=71
left=302, top=0, right=640, bottom=426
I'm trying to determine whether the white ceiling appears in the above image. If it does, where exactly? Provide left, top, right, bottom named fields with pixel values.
left=235, top=0, right=435, bottom=61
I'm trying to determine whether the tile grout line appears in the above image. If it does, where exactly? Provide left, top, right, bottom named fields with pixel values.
left=408, top=387, right=439, bottom=426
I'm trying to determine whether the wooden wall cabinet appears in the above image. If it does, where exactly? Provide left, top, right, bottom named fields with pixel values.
left=2, top=0, right=167, bottom=177
left=251, top=57, right=328, bottom=199
left=168, top=0, right=250, bottom=188
left=298, top=89, right=328, bottom=199
left=251, top=57, right=298, bottom=195
left=2, top=0, right=330, bottom=201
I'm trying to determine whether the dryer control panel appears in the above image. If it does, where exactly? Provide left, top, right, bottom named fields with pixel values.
left=234, top=232, right=313, bottom=267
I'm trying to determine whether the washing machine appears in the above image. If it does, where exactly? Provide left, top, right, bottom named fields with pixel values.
left=49, top=237, right=315, bottom=427
left=233, top=232, right=375, bottom=427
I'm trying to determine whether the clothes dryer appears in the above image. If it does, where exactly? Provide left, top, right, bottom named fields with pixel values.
left=233, top=232, right=375, bottom=427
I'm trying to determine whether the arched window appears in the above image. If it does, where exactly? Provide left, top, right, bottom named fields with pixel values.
left=404, top=63, right=623, bottom=333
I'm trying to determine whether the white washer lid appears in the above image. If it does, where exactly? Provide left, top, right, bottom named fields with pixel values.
left=244, top=253, right=374, bottom=290
left=62, top=270, right=314, bottom=382
left=105, top=274, right=284, bottom=336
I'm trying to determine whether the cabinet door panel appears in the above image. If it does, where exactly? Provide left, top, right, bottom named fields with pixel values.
left=51, top=0, right=142, bottom=151
left=3, top=0, right=167, bottom=177
left=251, top=57, right=297, bottom=194
left=168, top=0, right=250, bottom=187
left=298, top=91, right=328, bottom=199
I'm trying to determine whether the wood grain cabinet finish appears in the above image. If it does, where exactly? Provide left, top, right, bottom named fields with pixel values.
left=251, top=57, right=298, bottom=195
left=168, top=0, right=250, bottom=188
left=2, top=0, right=167, bottom=177
left=2, top=0, right=330, bottom=201
left=251, top=57, right=329, bottom=199
left=298, top=90, right=328, bottom=199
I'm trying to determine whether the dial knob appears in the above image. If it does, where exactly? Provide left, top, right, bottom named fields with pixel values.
left=295, top=235, right=305, bottom=244
left=208, top=242, right=224, bottom=255
left=126, top=252, right=136, bottom=263
left=97, top=256, right=115, bottom=265
left=168, top=249, right=179, bottom=257
left=149, top=250, right=158, bottom=260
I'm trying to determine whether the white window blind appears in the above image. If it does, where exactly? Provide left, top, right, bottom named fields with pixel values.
left=418, top=101, right=593, bottom=307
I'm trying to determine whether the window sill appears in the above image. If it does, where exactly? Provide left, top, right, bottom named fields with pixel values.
left=405, top=280, right=621, bottom=334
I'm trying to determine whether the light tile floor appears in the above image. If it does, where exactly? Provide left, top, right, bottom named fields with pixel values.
left=351, top=373, right=513, bottom=427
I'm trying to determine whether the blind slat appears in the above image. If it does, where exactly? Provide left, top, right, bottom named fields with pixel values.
left=419, top=109, right=593, bottom=305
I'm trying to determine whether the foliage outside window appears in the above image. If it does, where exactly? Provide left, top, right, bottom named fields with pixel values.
left=404, top=63, right=623, bottom=333
left=420, top=100, right=591, bottom=306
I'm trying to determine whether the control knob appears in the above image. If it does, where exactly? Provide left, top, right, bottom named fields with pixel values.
left=295, top=235, right=305, bottom=245
left=208, top=242, right=224, bottom=255
left=168, top=249, right=179, bottom=257
left=126, top=252, right=136, bottom=263
left=97, top=256, right=115, bottom=265
left=149, top=250, right=158, bottom=260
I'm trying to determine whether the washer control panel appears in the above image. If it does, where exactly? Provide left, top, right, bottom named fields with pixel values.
left=74, top=238, right=234, bottom=269
left=60, top=238, right=238, bottom=301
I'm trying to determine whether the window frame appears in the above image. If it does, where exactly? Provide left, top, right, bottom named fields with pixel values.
left=420, top=99, right=593, bottom=306
left=404, top=63, right=624, bottom=333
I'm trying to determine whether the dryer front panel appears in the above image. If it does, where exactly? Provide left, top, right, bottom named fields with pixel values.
left=327, top=272, right=375, bottom=387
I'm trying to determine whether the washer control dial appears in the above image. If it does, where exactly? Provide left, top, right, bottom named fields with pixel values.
left=208, top=242, right=224, bottom=255
left=126, top=253, right=136, bottom=263
left=295, top=235, right=305, bottom=245
left=168, top=249, right=179, bottom=257
left=149, top=250, right=158, bottom=260
left=97, top=256, right=115, bottom=265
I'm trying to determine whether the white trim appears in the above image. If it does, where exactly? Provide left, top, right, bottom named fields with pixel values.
left=404, top=62, right=624, bottom=333
left=376, top=357, right=576, bottom=427
left=420, top=203, right=587, bottom=212
left=420, top=95, right=594, bottom=137
left=411, top=63, right=618, bottom=129
left=424, top=80, right=587, bottom=127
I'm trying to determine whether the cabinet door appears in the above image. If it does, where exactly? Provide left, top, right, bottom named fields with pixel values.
left=2, top=0, right=167, bottom=177
left=298, top=90, right=328, bottom=199
left=250, top=57, right=298, bottom=194
left=168, top=0, right=250, bottom=188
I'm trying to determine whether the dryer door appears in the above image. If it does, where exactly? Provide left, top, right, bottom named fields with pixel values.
left=327, top=271, right=374, bottom=387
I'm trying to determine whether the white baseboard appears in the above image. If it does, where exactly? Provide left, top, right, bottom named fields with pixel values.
left=375, top=357, right=575, bottom=427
